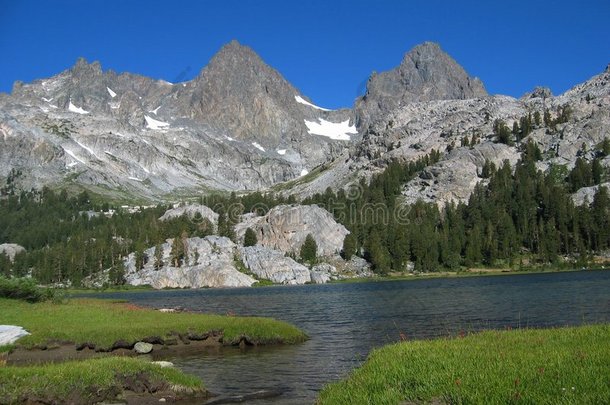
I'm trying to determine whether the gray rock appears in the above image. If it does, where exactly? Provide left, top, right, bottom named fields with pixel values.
left=0, top=325, right=30, bottom=345
left=526, top=86, right=553, bottom=99
left=356, top=42, right=487, bottom=128
left=235, top=205, right=349, bottom=256
left=310, top=270, right=331, bottom=284
left=159, top=204, right=219, bottom=228
left=152, top=361, right=174, bottom=368
left=239, top=246, right=310, bottom=285
left=0, top=244, right=25, bottom=262
left=124, top=236, right=257, bottom=289
left=572, top=183, right=610, bottom=206
left=310, top=263, right=336, bottom=283
left=134, top=341, right=153, bottom=354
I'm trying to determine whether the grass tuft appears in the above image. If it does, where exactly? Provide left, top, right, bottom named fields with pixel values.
left=318, top=324, right=610, bottom=404
left=0, top=357, right=204, bottom=403
left=0, top=298, right=307, bottom=349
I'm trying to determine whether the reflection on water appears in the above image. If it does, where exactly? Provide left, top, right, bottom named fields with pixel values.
left=97, top=270, right=610, bottom=404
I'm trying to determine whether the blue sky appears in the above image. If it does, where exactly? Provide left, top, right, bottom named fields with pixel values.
left=1, top=0, right=608, bottom=109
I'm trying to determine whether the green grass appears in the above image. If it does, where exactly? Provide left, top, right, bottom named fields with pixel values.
left=318, top=324, right=610, bottom=404
left=0, top=298, right=307, bottom=349
left=0, top=357, right=204, bottom=403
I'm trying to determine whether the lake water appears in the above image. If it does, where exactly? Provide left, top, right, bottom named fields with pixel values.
left=97, top=270, right=610, bottom=404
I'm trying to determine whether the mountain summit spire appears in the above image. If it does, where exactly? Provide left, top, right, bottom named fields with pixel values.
left=356, top=42, right=487, bottom=126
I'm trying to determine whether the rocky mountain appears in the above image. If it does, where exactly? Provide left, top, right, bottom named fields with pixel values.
left=290, top=64, right=610, bottom=206
left=355, top=42, right=487, bottom=128
left=0, top=40, right=355, bottom=200
left=1, top=40, right=609, bottom=208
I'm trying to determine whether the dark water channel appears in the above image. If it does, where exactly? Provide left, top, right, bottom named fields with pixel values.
left=97, top=270, right=610, bottom=404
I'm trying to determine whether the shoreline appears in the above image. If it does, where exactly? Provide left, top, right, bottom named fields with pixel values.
left=63, top=266, right=610, bottom=295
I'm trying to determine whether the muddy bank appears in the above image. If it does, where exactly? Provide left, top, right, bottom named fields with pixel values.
left=4, top=330, right=263, bottom=365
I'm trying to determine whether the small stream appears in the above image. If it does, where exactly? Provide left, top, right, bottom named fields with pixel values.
left=96, top=270, right=610, bottom=404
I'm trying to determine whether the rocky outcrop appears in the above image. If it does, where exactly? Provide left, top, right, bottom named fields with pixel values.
left=235, top=205, right=349, bottom=256
left=124, top=236, right=256, bottom=289
left=159, top=204, right=219, bottom=228
left=572, top=182, right=610, bottom=206
left=238, top=246, right=310, bottom=285
left=0, top=244, right=25, bottom=262
left=310, top=263, right=338, bottom=284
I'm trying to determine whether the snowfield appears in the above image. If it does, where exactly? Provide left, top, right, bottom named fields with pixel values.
left=304, top=118, right=357, bottom=141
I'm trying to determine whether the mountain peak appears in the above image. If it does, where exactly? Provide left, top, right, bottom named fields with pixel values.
left=70, top=57, right=103, bottom=77
left=204, top=40, right=266, bottom=72
left=355, top=42, right=487, bottom=127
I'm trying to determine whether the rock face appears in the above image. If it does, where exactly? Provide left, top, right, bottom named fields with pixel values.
left=239, top=245, right=311, bottom=284
left=355, top=42, right=487, bottom=128
left=124, top=236, right=256, bottom=289
left=0, top=244, right=25, bottom=262
left=159, top=204, right=219, bottom=228
left=0, top=325, right=30, bottom=345
left=235, top=205, right=349, bottom=256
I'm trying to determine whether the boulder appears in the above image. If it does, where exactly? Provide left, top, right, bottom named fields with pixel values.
left=310, top=270, right=331, bottom=284
left=152, top=361, right=174, bottom=368
left=239, top=246, right=311, bottom=285
left=310, top=263, right=337, bottom=283
left=235, top=205, right=349, bottom=256
left=134, top=341, right=153, bottom=354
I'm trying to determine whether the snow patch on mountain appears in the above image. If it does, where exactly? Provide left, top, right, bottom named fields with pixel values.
left=68, top=101, right=89, bottom=115
left=295, top=95, right=331, bottom=111
left=145, top=115, right=170, bottom=130
left=304, top=119, right=357, bottom=141
left=107, top=87, right=117, bottom=98
left=252, top=142, right=265, bottom=152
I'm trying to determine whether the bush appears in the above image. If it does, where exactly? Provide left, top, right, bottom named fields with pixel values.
left=0, top=276, right=55, bottom=302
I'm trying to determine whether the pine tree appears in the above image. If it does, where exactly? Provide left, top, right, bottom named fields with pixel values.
left=600, top=137, right=610, bottom=157
left=153, top=243, right=163, bottom=270
left=341, top=233, right=357, bottom=261
left=170, top=235, right=186, bottom=267
left=0, top=253, right=11, bottom=277
left=134, top=244, right=146, bottom=271
left=300, top=234, right=318, bottom=264
left=367, top=229, right=391, bottom=274
left=592, top=158, right=604, bottom=185
left=109, top=259, right=126, bottom=285
left=533, top=110, right=542, bottom=127
left=244, top=227, right=258, bottom=247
